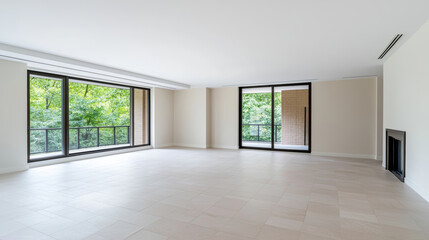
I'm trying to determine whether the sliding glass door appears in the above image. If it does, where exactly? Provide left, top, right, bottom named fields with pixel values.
left=273, top=85, right=310, bottom=151
left=239, top=83, right=311, bottom=152
left=28, top=71, right=151, bottom=162
left=241, top=87, right=272, bottom=148
left=29, top=74, right=65, bottom=160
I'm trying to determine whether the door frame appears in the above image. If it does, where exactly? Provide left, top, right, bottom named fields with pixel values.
left=238, top=82, right=311, bottom=153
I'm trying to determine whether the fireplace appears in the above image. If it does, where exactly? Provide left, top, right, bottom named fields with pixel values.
left=386, top=129, right=406, bottom=182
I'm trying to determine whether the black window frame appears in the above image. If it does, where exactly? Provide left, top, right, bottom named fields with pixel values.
left=238, top=82, right=312, bottom=153
left=27, top=70, right=151, bottom=163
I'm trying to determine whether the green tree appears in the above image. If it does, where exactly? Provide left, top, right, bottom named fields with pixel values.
left=29, top=77, right=131, bottom=154
left=241, top=92, right=281, bottom=142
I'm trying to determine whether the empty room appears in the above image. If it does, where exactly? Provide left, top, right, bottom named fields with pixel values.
left=1, top=0, right=429, bottom=239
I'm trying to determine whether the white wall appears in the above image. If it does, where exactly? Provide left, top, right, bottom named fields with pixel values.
left=173, top=88, right=210, bottom=148
left=384, top=19, right=429, bottom=201
left=311, top=77, right=378, bottom=159
left=210, top=87, right=239, bottom=149
left=153, top=88, right=174, bottom=148
left=0, top=59, right=28, bottom=173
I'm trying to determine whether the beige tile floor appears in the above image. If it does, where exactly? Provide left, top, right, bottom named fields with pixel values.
left=1, top=148, right=429, bottom=240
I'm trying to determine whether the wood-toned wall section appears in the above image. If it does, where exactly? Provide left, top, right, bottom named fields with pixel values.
left=134, top=89, right=148, bottom=145
left=281, top=90, right=309, bottom=145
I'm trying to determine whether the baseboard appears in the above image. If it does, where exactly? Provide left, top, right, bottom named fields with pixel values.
left=210, top=145, right=239, bottom=150
left=154, top=143, right=174, bottom=148
left=377, top=155, right=383, bottom=161
left=311, top=152, right=377, bottom=160
left=405, top=177, right=429, bottom=202
left=0, top=165, right=29, bottom=174
left=173, top=143, right=208, bottom=149
left=30, top=145, right=153, bottom=168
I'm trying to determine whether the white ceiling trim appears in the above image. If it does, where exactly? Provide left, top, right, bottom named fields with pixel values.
left=0, top=43, right=190, bottom=90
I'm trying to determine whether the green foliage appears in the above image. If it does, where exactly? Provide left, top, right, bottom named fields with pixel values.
left=68, top=82, right=130, bottom=127
left=241, top=92, right=282, bottom=142
left=29, top=76, right=63, bottom=128
left=29, top=77, right=131, bottom=154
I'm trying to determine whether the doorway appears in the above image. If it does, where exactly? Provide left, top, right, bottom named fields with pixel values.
left=239, top=83, right=311, bottom=152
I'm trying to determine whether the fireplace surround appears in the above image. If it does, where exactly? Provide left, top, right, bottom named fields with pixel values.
left=386, top=129, right=406, bottom=182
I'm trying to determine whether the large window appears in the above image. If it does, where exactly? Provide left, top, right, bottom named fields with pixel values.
left=239, top=83, right=311, bottom=152
left=68, top=79, right=131, bottom=153
left=28, top=71, right=150, bottom=161
left=29, top=74, right=65, bottom=159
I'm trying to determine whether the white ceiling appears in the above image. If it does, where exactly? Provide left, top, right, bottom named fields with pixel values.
left=0, top=0, right=428, bottom=88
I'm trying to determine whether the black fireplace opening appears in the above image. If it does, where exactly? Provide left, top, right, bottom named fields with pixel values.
left=386, top=129, right=406, bottom=182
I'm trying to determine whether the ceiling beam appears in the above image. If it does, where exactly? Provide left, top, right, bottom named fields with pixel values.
left=0, top=43, right=189, bottom=89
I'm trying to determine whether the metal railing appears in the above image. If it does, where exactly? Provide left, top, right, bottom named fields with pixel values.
left=30, top=125, right=130, bottom=154
left=242, top=124, right=281, bottom=142
left=243, top=107, right=308, bottom=145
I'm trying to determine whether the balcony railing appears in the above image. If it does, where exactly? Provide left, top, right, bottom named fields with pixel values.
left=30, top=126, right=130, bottom=154
left=242, top=124, right=281, bottom=142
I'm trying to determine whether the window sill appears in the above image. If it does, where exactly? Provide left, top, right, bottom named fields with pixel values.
left=29, top=145, right=152, bottom=168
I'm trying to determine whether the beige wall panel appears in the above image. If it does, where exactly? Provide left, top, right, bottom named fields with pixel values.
left=173, top=88, right=209, bottom=148
left=210, top=87, right=239, bottom=149
left=312, top=78, right=377, bottom=158
left=153, top=88, right=174, bottom=148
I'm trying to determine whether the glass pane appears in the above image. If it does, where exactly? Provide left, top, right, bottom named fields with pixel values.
left=133, top=89, right=149, bottom=145
left=29, top=75, right=64, bottom=159
left=99, top=127, right=114, bottom=146
left=69, top=128, right=78, bottom=150
left=241, top=87, right=272, bottom=148
left=68, top=80, right=131, bottom=153
left=273, top=85, right=309, bottom=151
left=79, top=128, right=98, bottom=149
left=116, top=126, right=130, bottom=145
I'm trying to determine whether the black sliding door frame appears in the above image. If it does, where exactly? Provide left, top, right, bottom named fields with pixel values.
left=132, top=87, right=151, bottom=147
left=27, top=70, right=151, bottom=163
left=27, top=71, right=67, bottom=160
left=238, top=82, right=312, bottom=153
